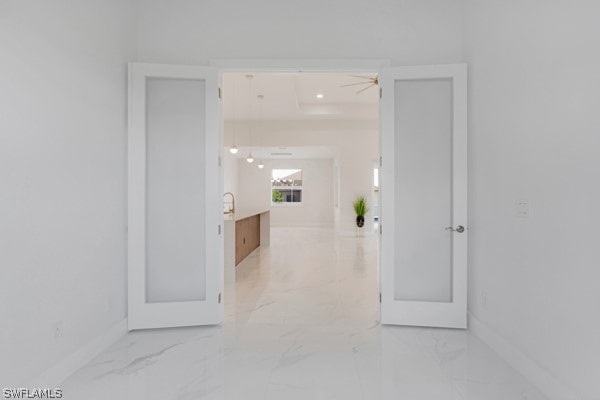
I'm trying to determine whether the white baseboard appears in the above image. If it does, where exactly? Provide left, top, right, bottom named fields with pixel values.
left=26, top=318, right=127, bottom=387
left=468, top=312, right=581, bottom=400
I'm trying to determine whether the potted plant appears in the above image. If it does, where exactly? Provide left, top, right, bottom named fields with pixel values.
left=353, top=196, right=369, bottom=228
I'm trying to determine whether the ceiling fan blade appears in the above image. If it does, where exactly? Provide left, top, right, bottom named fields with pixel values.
left=340, top=81, right=371, bottom=87
left=349, top=74, right=376, bottom=80
left=356, top=83, right=376, bottom=94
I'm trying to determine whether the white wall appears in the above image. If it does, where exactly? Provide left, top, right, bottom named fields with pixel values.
left=238, top=159, right=334, bottom=228
left=223, top=151, right=239, bottom=206
left=236, top=156, right=271, bottom=213
left=337, top=131, right=379, bottom=235
left=135, top=0, right=464, bottom=65
left=0, top=0, right=134, bottom=385
left=464, top=2, right=600, bottom=399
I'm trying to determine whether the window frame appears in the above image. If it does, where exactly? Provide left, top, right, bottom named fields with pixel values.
left=271, top=168, right=303, bottom=207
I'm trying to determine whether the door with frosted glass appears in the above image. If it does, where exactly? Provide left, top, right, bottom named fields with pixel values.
left=128, top=63, right=223, bottom=330
left=380, top=65, right=467, bottom=328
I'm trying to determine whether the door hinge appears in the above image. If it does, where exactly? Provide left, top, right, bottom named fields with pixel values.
left=379, top=156, right=382, bottom=167
left=218, top=155, right=222, bottom=167
left=379, top=224, right=382, bottom=235
left=218, top=292, right=222, bottom=304
left=379, top=293, right=382, bottom=303
left=218, top=87, right=222, bottom=99
left=218, top=225, right=221, bottom=235
left=379, top=87, right=382, bottom=99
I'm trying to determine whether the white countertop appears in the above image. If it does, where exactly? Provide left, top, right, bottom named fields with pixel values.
left=224, top=208, right=270, bottom=222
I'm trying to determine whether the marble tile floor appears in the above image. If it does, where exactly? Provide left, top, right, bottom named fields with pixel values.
left=60, top=227, right=548, bottom=400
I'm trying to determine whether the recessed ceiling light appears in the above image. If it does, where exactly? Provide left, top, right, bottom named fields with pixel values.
left=316, top=93, right=324, bottom=99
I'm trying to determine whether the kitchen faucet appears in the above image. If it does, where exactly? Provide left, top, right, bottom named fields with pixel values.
left=223, top=192, right=235, bottom=214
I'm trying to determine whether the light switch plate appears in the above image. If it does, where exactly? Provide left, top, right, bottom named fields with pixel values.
left=515, top=198, right=529, bottom=218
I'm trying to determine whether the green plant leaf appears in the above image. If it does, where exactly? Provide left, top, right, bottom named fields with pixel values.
left=353, top=195, right=369, bottom=216
left=272, top=189, right=283, bottom=203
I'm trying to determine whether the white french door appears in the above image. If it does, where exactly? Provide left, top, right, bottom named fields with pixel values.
left=128, top=63, right=223, bottom=330
left=379, top=64, right=467, bottom=328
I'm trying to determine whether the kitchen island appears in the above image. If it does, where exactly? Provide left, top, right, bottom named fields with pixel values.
left=224, top=209, right=270, bottom=285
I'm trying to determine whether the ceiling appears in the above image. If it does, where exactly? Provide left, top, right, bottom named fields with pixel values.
left=222, top=72, right=379, bottom=121
left=229, top=146, right=335, bottom=161
left=223, top=72, right=378, bottom=160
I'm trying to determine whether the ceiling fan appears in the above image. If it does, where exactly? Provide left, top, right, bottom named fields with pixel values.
left=341, top=74, right=379, bottom=94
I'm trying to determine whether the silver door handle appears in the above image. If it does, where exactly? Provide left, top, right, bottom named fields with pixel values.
left=445, top=225, right=465, bottom=233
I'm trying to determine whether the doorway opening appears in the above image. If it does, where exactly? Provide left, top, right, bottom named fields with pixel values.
left=221, top=71, right=380, bottom=325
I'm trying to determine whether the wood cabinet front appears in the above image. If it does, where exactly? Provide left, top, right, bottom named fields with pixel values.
left=235, top=214, right=260, bottom=266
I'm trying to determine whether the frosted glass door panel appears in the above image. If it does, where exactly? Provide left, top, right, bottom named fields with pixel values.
left=393, top=79, right=452, bottom=302
left=146, top=78, right=206, bottom=303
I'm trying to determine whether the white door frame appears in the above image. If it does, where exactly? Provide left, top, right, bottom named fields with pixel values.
left=209, top=58, right=391, bottom=72
left=210, top=58, right=389, bottom=312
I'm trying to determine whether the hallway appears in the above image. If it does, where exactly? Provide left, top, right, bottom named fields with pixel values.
left=60, top=228, right=547, bottom=399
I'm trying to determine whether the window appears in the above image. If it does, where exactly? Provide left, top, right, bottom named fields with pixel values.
left=374, top=168, right=379, bottom=188
left=271, top=169, right=302, bottom=205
